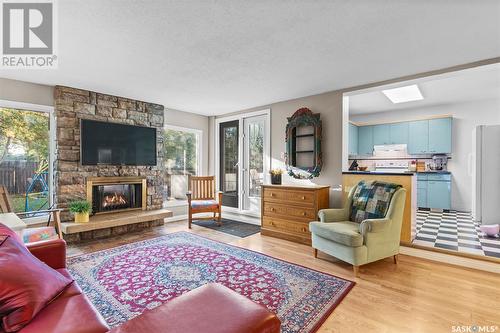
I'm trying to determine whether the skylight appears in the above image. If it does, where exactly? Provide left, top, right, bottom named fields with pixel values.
left=382, top=84, right=423, bottom=104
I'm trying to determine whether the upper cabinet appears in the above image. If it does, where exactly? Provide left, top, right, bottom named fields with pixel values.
left=408, top=120, right=429, bottom=154
left=373, top=124, right=390, bottom=145
left=358, top=125, right=373, bottom=155
left=428, top=118, right=452, bottom=154
left=348, top=123, right=358, bottom=156
left=389, top=122, right=409, bottom=145
left=351, top=117, right=452, bottom=156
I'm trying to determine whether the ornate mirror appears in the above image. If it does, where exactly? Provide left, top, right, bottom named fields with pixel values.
left=285, top=108, right=322, bottom=179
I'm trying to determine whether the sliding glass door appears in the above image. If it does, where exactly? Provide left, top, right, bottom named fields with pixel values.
left=219, top=120, right=239, bottom=208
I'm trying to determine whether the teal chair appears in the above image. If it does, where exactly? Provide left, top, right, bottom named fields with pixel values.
left=309, top=181, right=406, bottom=277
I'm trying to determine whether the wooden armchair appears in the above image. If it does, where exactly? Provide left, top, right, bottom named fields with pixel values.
left=0, top=185, right=62, bottom=244
left=186, top=176, right=223, bottom=229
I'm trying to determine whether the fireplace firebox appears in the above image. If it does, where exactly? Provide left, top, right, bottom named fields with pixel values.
left=86, top=177, right=147, bottom=215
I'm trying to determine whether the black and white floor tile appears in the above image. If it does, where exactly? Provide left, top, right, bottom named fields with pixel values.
left=413, top=209, right=500, bottom=258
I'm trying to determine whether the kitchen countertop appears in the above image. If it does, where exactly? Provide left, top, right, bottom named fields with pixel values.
left=342, top=171, right=415, bottom=176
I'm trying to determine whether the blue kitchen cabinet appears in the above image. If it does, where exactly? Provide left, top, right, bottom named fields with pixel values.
left=417, top=188, right=428, bottom=208
left=428, top=118, right=452, bottom=154
left=373, top=124, right=390, bottom=145
left=427, top=180, right=451, bottom=209
left=408, top=120, right=429, bottom=154
left=389, top=122, right=409, bottom=145
left=358, top=125, right=373, bottom=155
left=348, top=123, right=358, bottom=156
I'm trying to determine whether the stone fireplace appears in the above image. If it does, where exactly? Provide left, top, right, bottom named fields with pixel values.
left=86, top=177, right=147, bottom=214
left=53, top=86, right=170, bottom=241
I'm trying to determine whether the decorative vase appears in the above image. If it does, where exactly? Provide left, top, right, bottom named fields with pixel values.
left=74, top=212, right=90, bottom=223
left=271, top=174, right=282, bottom=185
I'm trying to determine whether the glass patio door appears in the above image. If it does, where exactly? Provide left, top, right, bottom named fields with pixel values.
left=242, top=115, right=267, bottom=212
left=219, top=120, right=239, bottom=208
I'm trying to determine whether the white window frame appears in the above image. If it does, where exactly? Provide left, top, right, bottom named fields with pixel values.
left=0, top=99, right=55, bottom=225
left=214, top=109, right=271, bottom=216
left=163, top=124, right=202, bottom=207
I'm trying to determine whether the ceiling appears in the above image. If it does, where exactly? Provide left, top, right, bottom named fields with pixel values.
left=1, top=1, right=499, bottom=116
left=348, top=63, right=500, bottom=114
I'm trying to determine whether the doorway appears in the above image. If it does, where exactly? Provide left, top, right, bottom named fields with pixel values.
left=216, top=110, right=270, bottom=215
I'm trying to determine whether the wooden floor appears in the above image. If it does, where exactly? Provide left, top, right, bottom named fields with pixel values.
left=68, top=221, right=500, bottom=333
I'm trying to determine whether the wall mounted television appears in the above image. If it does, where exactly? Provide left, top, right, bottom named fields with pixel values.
left=80, top=119, right=157, bottom=166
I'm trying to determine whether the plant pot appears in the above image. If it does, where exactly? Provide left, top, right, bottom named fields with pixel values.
left=271, top=174, right=282, bottom=185
left=74, top=212, right=90, bottom=223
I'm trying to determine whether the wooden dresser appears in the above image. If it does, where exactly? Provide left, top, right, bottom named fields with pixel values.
left=261, top=184, right=330, bottom=245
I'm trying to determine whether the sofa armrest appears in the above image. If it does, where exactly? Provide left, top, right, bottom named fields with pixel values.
left=359, top=218, right=390, bottom=236
left=27, top=238, right=67, bottom=269
left=318, top=208, right=349, bottom=222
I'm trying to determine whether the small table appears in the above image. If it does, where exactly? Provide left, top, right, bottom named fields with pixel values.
left=0, top=212, right=27, bottom=237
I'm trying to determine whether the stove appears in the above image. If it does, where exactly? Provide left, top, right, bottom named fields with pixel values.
left=374, top=161, right=410, bottom=173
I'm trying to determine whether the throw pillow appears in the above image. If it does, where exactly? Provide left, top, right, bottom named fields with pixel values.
left=350, top=180, right=402, bottom=223
left=0, top=234, right=73, bottom=332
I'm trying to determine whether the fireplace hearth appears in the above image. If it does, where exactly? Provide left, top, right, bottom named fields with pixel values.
left=86, top=177, right=147, bottom=215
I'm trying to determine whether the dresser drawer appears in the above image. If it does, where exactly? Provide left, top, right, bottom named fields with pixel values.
left=263, top=188, right=288, bottom=201
left=286, top=191, right=315, bottom=206
left=262, top=202, right=287, bottom=216
left=286, top=206, right=317, bottom=220
left=262, top=216, right=310, bottom=235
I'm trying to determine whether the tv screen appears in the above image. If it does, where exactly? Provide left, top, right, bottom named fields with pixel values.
left=81, top=119, right=157, bottom=166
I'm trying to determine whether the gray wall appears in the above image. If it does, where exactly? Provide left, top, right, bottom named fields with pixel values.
left=350, top=99, right=500, bottom=211
left=0, top=78, right=54, bottom=106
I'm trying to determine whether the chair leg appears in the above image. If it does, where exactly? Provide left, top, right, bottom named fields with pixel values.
left=393, top=254, right=399, bottom=264
left=313, top=248, right=318, bottom=258
left=353, top=265, right=359, bottom=278
left=217, top=208, right=222, bottom=225
left=188, top=213, right=192, bottom=229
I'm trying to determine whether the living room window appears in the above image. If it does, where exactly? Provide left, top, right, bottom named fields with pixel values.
left=163, top=125, right=201, bottom=205
left=0, top=102, right=55, bottom=220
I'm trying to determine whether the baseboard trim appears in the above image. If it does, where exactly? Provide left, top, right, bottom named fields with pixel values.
left=400, top=246, right=500, bottom=274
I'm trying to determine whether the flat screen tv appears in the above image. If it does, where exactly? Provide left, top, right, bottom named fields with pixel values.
left=81, top=119, right=156, bottom=166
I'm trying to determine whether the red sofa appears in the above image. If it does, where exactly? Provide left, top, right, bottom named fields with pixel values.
left=19, top=239, right=109, bottom=333
left=2, top=233, right=281, bottom=333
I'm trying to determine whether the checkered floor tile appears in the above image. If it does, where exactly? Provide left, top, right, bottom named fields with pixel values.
left=413, top=209, right=500, bottom=258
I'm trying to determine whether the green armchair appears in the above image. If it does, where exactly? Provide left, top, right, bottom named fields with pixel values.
left=309, top=183, right=406, bottom=277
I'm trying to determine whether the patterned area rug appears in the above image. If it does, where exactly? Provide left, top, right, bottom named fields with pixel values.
left=192, top=218, right=261, bottom=237
left=67, top=232, right=354, bottom=333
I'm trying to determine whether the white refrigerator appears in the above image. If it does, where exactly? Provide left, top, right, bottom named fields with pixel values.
left=472, top=125, right=500, bottom=225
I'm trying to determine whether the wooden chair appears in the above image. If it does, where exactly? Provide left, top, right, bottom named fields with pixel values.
left=186, top=176, right=223, bottom=229
left=0, top=185, right=62, bottom=243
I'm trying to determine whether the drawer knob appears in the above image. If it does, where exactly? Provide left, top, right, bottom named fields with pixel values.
left=302, top=212, right=306, bottom=216
left=302, top=227, right=307, bottom=232
left=301, top=196, right=305, bottom=200
left=270, top=193, right=275, bottom=197
left=271, top=222, right=275, bottom=226
left=271, top=208, right=275, bottom=212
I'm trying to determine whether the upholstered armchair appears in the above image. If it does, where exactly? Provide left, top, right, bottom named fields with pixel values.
left=309, top=181, right=406, bottom=277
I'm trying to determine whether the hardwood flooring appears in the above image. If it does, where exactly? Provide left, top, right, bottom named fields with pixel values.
left=67, top=221, right=500, bottom=333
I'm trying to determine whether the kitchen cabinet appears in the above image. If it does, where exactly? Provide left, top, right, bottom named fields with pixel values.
left=389, top=122, right=409, bottom=144
left=416, top=173, right=451, bottom=209
left=408, top=120, right=429, bottom=154
left=348, top=123, right=358, bottom=156
left=373, top=124, right=390, bottom=145
left=358, top=125, right=373, bottom=155
left=428, top=118, right=452, bottom=154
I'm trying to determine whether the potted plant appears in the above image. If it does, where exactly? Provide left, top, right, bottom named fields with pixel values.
left=269, top=169, right=284, bottom=185
left=69, top=200, right=92, bottom=223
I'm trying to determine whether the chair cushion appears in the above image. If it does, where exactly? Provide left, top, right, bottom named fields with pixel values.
left=191, top=200, right=219, bottom=210
left=0, top=234, right=73, bottom=332
left=309, top=221, right=364, bottom=247
left=350, top=180, right=401, bottom=223
left=22, top=227, right=58, bottom=244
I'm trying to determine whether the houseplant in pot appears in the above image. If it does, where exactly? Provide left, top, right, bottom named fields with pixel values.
left=269, top=169, right=284, bottom=185
left=69, top=200, right=92, bottom=223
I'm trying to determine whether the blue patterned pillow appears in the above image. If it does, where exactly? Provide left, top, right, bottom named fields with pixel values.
left=350, top=180, right=402, bottom=223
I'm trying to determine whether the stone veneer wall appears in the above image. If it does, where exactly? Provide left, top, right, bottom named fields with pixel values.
left=54, top=86, right=165, bottom=222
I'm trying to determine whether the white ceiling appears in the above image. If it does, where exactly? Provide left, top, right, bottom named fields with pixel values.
left=348, top=63, right=500, bottom=114
left=1, top=1, right=499, bottom=116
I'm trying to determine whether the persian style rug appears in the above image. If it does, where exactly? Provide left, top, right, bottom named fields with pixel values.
left=192, top=218, right=261, bottom=237
left=67, top=232, right=354, bottom=333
